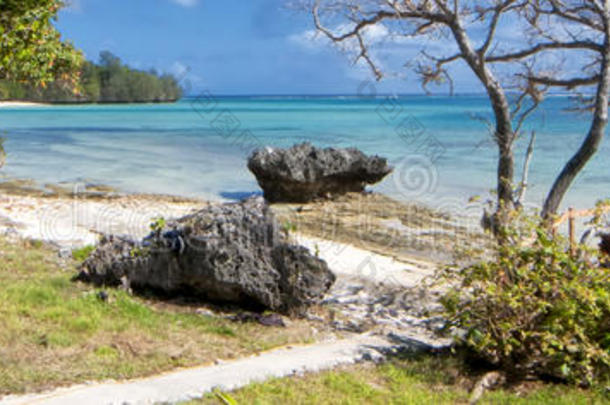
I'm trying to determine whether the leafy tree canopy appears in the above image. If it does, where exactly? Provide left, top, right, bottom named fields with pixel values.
left=0, top=0, right=82, bottom=88
left=0, top=51, right=183, bottom=103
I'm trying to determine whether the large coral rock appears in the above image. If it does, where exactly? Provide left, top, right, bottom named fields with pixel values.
left=247, top=142, right=392, bottom=202
left=76, top=197, right=335, bottom=314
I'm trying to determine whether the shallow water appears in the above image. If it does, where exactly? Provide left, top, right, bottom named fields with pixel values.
left=0, top=95, right=607, bottom=214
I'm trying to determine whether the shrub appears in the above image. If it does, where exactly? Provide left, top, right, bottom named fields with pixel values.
left=72, top=245, right=95, bottom=262
left=440, top=215, right=610, bottom=386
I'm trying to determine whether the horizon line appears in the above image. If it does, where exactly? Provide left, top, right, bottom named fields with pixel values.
left=182, top=91, right=578, bottom=98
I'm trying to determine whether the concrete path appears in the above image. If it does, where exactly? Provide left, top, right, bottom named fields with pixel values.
left=1, top=335, right=393, bottom=405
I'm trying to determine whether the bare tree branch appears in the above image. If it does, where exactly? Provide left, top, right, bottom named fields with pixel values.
left=527, top=74, right=600, bottom=88
left=515, top=130, right=536, bottom=207
left=486, top=40, right=602, bottom=62
left=305, top=0, right=610, bottom=228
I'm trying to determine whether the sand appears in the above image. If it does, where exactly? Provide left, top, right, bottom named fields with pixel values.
left=0, top=101, right=47, bottom=108
left=0, top=192, right=202, bottom=249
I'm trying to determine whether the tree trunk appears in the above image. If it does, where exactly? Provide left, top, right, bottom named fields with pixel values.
left=542, top=17, right=610, bottom=219
left=449, top=19, right=516, bottom=219
left=497, top=146, right=515, bottom=211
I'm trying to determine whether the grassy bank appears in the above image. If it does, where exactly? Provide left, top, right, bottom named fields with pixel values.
left=190, top=354, right=608, bottom=404
left=0, top=237, right=318, bottom=395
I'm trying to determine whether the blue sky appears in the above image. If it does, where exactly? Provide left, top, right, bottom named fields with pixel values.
left=56, top=0, right=487, bottom=95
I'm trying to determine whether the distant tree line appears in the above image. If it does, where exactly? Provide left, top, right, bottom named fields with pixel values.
left=0, top=51, right=182, bottom=103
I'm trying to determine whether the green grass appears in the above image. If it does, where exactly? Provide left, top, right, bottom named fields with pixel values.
left=71, top=244, right=95, bottom=262
left=0, top=238, right=316, bottom=395
left=189, top=354, right=609, bottom=404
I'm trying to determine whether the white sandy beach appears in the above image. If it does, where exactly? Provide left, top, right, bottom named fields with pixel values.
left=0, top=192, right=201, bottom=249
left=0, top=101, right=47, bottom=108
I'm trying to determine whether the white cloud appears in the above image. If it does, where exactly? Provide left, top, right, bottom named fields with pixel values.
left=288, top=29, right=326, bottom=50
left=288, top=25, right=391, bottom=80
left=167, top=61, right=205, bottom=93
left=288, top=22, right=449, bottom=55
left=288, top=24, right=393, bottom=51
left=170, top=61, right=189, bottom=76
left=63, top=0, right=82, bottom=13
left=170, top=0, right=199, bottom=7
left=361, top=24, right=390, bottom=43
left=288, top=22, right=464, bottom=88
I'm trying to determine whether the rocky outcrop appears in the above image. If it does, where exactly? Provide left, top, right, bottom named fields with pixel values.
left=247, top=143, right=392, bottom=203
left=75, top=197, right=335, bottom=314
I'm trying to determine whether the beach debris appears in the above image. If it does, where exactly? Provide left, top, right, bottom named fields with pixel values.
left=75, top=197, right=335, bottom=315
left=247, top=142, right=392, bottom=202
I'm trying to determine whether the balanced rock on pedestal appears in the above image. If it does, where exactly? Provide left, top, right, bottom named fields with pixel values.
left=75, top=197, right=335, bottom=314
left=247, top=142, right=392, bottom=203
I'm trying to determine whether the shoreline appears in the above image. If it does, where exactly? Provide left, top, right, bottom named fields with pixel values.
left=0, top=177, right=206, bottom=203
left=0, top=176, right=595, bottom=257
left=0, top=179, right=209, bottom=250
left=0, top=101, right=48, bottom=108
left=0, top=176, right=489, bottom=265
left=0, top=100, right=180, bottom=107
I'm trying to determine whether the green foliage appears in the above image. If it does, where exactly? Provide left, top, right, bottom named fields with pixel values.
left=585, top=199, right=610, bottom=232
left=129, top=246, right=146, bottom=258
left=0, top=0, right=82, bottom=87
left=150, top=216, right=167, bottom=232
left=213, top=389, right=238, bottom=405
left=27, top=239, right=43, bottom=249
left=0, top=51, right=182, bottom=103
left=282, top=221, right=297, bottom=235
left=441, top=214, right=610, bottom=386
left=72, top=245, right=95, bottom=262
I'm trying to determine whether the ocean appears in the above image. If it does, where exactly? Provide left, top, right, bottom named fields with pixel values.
left=0, top=95, right=607, bottom=215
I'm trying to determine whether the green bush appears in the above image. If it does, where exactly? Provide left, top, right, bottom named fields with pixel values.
left=72, top=245, right=95, bottom=262
left=441, top=216, right=610, bottom=386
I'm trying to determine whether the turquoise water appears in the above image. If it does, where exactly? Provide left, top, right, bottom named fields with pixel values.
left=0, top=96, right=607, bottom=213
